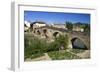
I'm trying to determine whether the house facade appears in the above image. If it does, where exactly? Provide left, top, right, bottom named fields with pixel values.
left=73, top=25, right=84, bottom=32
left=31, top=21, right=46, bottom=28
left=52, top=24, right=66, bottom=29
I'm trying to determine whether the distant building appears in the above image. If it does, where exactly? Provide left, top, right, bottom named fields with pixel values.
left=52, top=24, right=66, bottom=29
left=73, top=25, right=84, bottom=32
left=24, top=21, right=30, bottom=32
left=24, top=24, right=29, bottom=32
left=25, top=21, right=30, bottom=27
left=30, top=21, right=47, bottom=32
left=31, top=21, right=46, bottom=28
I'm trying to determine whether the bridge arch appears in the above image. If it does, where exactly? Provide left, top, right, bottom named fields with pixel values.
left=71, top=37, right=88, bottom=50
left=53, top=32, right=59, bottom=37
left=53, top=31, right=61, bottom=37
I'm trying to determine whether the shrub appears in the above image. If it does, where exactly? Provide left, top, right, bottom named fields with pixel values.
left=55, top=34, right=69, bottom=50
left=24, top=37, right=47, bottom=60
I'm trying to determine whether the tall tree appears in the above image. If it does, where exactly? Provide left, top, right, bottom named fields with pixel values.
left=84, top=25, right=90, bottom=32
left=65, top=21, right=73, bottom=30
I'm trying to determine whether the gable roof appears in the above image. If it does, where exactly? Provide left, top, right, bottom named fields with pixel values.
left=31, top=21, right=46, bottom=25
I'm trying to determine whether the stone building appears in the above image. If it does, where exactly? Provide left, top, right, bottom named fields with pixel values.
left=73, top=25, right=84, bottom=32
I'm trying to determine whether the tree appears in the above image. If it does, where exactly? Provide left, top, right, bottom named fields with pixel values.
left=65, top=22, right=73, bottom=30
left=83, top=25, right=90, bottom=32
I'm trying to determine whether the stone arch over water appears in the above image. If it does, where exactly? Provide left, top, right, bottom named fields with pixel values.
left=71, top=37, right=88, bottom=50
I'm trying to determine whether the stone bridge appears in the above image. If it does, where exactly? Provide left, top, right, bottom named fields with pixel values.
left=27, top=26, right=90, bottom=50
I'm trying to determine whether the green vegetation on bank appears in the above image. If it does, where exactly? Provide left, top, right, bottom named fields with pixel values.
left=48, top=51, right=81, bottom=60
left=24, top=33, right=87, bottom=60
left=70, top=49, right=85, bottom=54
left=24, top=34, right=69, bottom=60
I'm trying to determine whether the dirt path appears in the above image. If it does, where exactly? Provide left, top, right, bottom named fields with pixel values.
left=77, top=50, right=90, bottom=58
left=25, top=50, right=90, bottom=62
left=44, top=53, right=52, bottom=60
left=25, top=53, right=51, bottom=61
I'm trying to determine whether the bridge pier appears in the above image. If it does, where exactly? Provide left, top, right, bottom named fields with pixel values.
left=68, top=37, right=73, bottom=50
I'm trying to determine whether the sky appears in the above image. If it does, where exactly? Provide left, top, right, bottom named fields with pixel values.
left=24, top=11, right=90, bottom=25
